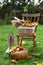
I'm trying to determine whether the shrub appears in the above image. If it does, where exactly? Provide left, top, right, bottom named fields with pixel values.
left=4, top=10, right=16, bottom=24
left=39, top=15, right=43, bottom=24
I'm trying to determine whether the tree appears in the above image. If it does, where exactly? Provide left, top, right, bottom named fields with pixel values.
left=0, top=0, right=42, bottom=19
left=3, top=0, right=9, bottom=4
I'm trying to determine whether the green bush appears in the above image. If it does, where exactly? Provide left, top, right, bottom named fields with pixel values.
left=0, top=10, right=16, bottom=24
left=4, top=13, right=10, bottom=24
left=0, top=20, right=4, bottom=24
left=39, top=15, right=43, bottom=24
left=4, top=10, right=16, bottom=24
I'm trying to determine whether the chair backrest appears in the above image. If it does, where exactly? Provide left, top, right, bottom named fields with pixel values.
left=22, top=13, right=40, bottom=23
left=22, top=13, right=40, bottom=32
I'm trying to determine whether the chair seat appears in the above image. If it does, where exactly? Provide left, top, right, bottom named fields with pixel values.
left=16, top=33, right=36, bottom=37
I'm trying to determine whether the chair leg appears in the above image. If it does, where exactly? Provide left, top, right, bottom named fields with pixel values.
left=33, top=36, right=36, bottom=52
left=19, top=37, right=22, bottom=46
left=17, top=36, right=19, bottom=45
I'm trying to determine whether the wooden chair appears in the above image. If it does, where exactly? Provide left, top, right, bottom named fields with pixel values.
left=16, top=13, right=40, bottom=52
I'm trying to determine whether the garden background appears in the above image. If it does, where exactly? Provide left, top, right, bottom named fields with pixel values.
left=0, top=0, right=43, bottom=65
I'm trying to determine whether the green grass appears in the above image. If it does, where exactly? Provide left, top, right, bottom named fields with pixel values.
left=0, top=24, right=43, bottom=65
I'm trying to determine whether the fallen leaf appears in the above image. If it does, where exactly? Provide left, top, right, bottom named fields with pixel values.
left=22, top=41, right=26, bottom=44
left=11, top=59, right=17, bottom=63
left=32, top=53, right=40, bottom=57
left=33, top=61, right=38, bottom=64
left=37, top=63, right=42, bottom=65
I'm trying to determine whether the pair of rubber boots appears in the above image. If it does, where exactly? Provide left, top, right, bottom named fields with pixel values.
left=5, top=34, right=14, bottom=53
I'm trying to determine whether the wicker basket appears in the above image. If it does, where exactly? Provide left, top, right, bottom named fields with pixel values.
left=18, top=26, right=35, bottom=35
left=9, top=49, right=28, bottom=60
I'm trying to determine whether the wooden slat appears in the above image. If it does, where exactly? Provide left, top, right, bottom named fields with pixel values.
left=22, top=13, right=40, bottom=17
left=22, top=13, right=40, bottom=23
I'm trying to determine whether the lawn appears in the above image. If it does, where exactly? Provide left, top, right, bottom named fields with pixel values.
left=0, top=24, right=43, bottom=65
